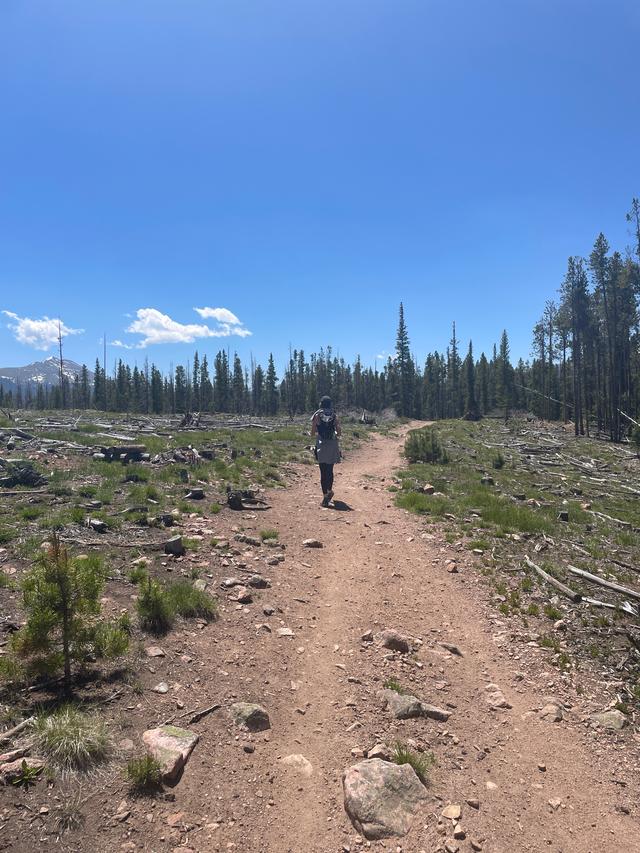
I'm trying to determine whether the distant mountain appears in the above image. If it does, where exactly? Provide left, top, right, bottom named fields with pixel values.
left=0, top=357, right=93, bottom=391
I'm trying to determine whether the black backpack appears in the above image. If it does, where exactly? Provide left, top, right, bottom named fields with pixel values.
left=316, top=411, right=336, bottom=440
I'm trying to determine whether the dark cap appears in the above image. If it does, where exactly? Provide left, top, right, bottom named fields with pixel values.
left=320, top=396, right=332, bottom=409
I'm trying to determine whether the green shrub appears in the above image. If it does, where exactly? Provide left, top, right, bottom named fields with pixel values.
left=92, top=621, right=129, bottom=658
left=35, top=705, right=112, bottom=773
left=167, top=581, right=217, bottom=621
left=136, top=578, right=173, bottom=635
left=404, top=428, right=449, bottom=464
left=128, top=566, right=149, bottom=585
left=210, top=503, right=221, bottom=514
left=126, top=754, right=163, bottom=793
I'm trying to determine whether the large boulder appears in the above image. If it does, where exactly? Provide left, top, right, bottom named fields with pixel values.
left=383, top=689, right=451, bottom=722
left=229, top=702, right=271, bottom=732
left=343, top=758, right=428, bottom=839
left=142, top=725, right=199, bottom=785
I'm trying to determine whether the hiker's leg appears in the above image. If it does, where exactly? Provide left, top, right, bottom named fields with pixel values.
left=319, top=463, right=331, bottom=494
left=326, top=464, right=334, bottom=492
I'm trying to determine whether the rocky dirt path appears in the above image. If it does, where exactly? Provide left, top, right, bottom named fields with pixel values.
left=169, top=424, right=640, bottom=853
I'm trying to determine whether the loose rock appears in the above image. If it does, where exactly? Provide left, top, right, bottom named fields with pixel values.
left=591, top=710, right=628, bottom=731
left=142, top=725, right=199, bottom=785
left=376, top=629, right=411, bottom=654
left=229, top=702, right=271, bottom=732
left=282, top=754, right=313, bottom=777
left=343, top=758, right=428, bottom=840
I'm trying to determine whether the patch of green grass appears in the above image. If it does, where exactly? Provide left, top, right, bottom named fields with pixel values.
left=543, top=604, right=562, bottom=621
left=210, top=502, right=221, bottom=514
left=0, top=526, right=16, bottom=544
left=167, top=581, right=217, bottom=620
left=468, top=538, right=490, bottom=551
left=20, top=505, right=44, bottom=521
left=383, top=679, right=407, bottom=694
left=260, top=529, right=279, bottom=541
left=392, top=742, right=434, bottom=784
left=126, top=754, right=163, bottom=793
left=527, top=603, right=540, bottom=616
left=0, top=570, right=15, bottom=588
left=35, top=705, right=112, bottom=773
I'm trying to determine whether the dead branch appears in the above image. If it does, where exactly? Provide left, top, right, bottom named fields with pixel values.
left=524, top=555, right=582, bottom=602
left=0, top=717, right=35, bottom=745
left=566, top=564, right=640, bottom=602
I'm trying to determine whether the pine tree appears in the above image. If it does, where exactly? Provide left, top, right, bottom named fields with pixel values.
left=265, top=354, right=278, bottom=415
left=463, top=341, right=480, bottom=420
left=9, top=535, right=128, bottom=691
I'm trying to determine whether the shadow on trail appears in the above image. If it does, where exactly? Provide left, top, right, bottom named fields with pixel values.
left=330, top=500, right=353, bottom=512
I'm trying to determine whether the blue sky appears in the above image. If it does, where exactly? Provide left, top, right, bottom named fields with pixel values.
left=1, top=0, right=639, bottom=374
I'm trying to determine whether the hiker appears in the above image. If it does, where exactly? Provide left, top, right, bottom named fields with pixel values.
left=311, top=395, right=342, bottom=506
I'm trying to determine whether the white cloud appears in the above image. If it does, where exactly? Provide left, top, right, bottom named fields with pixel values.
left=194, top=306, right=241, bottom=325
left=3, top=311, right=83, bottom=351
left=113, top=307, right=252, bottom=349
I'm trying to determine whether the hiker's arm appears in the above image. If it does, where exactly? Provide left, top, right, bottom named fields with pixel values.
left=335, top=415, right=342, bottom=437
left=310, top=414, right=318, bottom=437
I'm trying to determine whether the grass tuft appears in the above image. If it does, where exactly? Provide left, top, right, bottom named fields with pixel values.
left=35, top=706, right=111, bottom=773
left=167, top=581, right=217, bottom=620
left=392, top=742, right=434, bottom=784
left=126, top=754, right=163, bottom=793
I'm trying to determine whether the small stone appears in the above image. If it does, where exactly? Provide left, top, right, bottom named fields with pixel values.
left=453, top=826, right=466, bottom=840
left=466, top=798, right=480, bottom=810
left=471, top=841, right=483, bottom=852
left=538, top=763, right=547, bottom=772
left=383, top=689, right=451, bottom=722
left=440, top=642, right=464, bottom=657
left=229, top=702, right=271, bottom=732
left=193, top=579, right=207, bottom=592
left=152, top=682, right=169, bottom=694
left=557, top=510, right=569, bottom=522
left=145, top=646, right=166, bottom=658
left=540, top=702, right=563, bottom=723
left=548, top=797, right=562, bottom=812
left=282, top=754, right=313, bottom=777
left=361, top=630, right=374, bottom=642
left=441, top=804, right=461, bottom=821
left=302, top=539, right=323, bottom=548
left=88, top=518, right=108, bottom=533
left=277, top=627, right=294, bottom=638
left=367, top=743, right=393, bottom=761
left=235, top=586, right=253, bottom=604
left=376, top=629, right=411, bottom=654
left=421, top=484, right=435, bottom=495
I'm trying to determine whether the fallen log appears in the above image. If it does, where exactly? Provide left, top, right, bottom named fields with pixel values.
left=566, top=565, right=640, bottom=602
left=524, top=556, right=582, bottom=602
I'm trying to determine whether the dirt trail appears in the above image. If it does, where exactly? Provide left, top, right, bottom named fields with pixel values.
left=178, top=424, right=639, bottom=853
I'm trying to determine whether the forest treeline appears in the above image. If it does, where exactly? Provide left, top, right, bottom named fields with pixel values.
left=1, top=199, right=639, bottom=442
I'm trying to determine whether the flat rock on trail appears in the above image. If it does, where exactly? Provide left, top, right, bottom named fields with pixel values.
left=117, top=426, right=640, bottom=852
